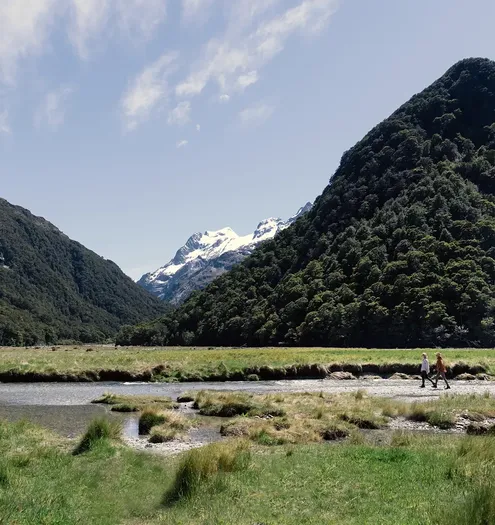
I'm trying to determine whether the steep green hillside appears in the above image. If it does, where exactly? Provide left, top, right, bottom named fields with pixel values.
left=119, top=58, right=495, bottom=348
left=0, top=199, right=166, bottom=345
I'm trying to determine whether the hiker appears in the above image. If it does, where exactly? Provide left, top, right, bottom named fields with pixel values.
left=434, top=352, right=451, bottom=389
left=420, top=353, right=435, bottom=388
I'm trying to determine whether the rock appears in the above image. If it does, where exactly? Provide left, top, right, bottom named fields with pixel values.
left=476, top=374, right=493, bottom=381
left=456, top=373, right=477, bottom=381
left=328, top=371, right=357, bottom=380
left=389, top=373, right=410, bottom=380
left=362, top=375, right=382, bottom=380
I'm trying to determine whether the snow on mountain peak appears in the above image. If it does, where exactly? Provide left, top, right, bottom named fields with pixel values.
left=138, top=202, right=312, bottom=304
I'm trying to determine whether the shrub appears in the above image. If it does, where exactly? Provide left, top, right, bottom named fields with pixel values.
left=73, top=418, right=121, bottom=455
left=164, top=441, right=250, bottom=503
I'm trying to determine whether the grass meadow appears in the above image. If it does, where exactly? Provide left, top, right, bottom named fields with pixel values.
left=0, top=417, right=494, bottom=524
left=0, top=345, right=494, bottom=381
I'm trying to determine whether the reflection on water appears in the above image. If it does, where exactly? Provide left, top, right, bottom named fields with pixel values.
left=123, top=416, right=139, bottom=439
left=0, top=404, right=138, bottom=439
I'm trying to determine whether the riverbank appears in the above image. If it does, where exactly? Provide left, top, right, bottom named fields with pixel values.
left=0, top=345, right=493, bottom=382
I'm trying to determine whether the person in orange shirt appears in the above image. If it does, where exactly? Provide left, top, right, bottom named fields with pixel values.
left=434, top=352, right=451, bottom=389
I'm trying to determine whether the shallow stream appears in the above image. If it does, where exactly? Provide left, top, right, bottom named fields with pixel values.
left=0, top=379, right=493, bottom=439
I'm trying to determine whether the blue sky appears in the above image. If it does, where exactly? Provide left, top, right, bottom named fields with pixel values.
left=1, top=0, right=495, bottom=280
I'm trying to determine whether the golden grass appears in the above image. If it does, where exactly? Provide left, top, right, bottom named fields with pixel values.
left=184, top=391, right=495, bottom=444
left=1, top=345, right=494, bottom=379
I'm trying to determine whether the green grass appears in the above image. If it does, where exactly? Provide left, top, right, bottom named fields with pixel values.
left=0, top=345, right=493, bottom=381
left=93, top=393, right=177, bottom=411
left=3, top=419, right=495, bottom=524
left=0, top=420, right=173, bottom=525
left=164, top=440, right=250, bottom=503
left=155, top=436, right=480, bottom=525
left=73, top=418, right=121, bottom=455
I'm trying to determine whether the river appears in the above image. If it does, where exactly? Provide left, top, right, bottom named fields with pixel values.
left=0, top=379, right=493, bottom=437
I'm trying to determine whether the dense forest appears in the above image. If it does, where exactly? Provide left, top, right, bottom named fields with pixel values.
left=119, top=58, right=495, bottom=348
left=0, top=199, right=167, bottom=345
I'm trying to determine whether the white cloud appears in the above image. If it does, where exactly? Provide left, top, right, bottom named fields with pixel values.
left=219, top=94, right=230, bottom=102
left=176, top=0, right=338, bottom=99
left=34, top=85, right=74, bottom=131
left=176, top=139, right=188, bottom=148
left=239, top=102, right=274, bottom=126
left=121, top=51, right=178, bottom=132
left=182, top=0, right=214, bottom=24
left=0, top=0, right=168, bottom=84
left=168, top=101, right=191, bottom=126
left=236, top=70, right=258, bottom=90
left=69, top=0, right=168, bottom=59
left=0, top=110, right=11, bottom=134
left=0, top=0, right=60, bottom=84
left=116, top=0, right=168, bottom=41
left=68, top=0, right=110, bottom=60
left=196, top=123, right=201, bottom=132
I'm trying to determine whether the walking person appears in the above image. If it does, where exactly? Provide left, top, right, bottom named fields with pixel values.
left=434, top=352, right=451, bottom=389
left=420, top=353, right=435, bottom=388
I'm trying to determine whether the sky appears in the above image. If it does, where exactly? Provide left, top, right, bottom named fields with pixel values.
left=1, top=0, right=495, bottom=280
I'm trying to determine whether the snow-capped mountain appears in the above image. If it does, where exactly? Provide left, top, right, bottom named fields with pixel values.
left=138, top=202, right=312, bottom=305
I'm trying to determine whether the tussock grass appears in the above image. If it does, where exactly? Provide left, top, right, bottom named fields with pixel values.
left=0, top=462, right=10, bottom=487
left=194, top=391, right=285, bottom=418
left=3, top=418, right=495, bottom=524
left=73, top=418, right=121, bottom=455
left=139, top=410, right=167, bottom=435
left=176, top=393, right=195, bottom=403
left=193, top=391, right=495, bottom=444
left=441, top=437, right=495, bottom=524
left=93, top=392, right=177, bottom=412
left=338, top=412, right=385, bottom=429
left=207, top=390, right=402, bottom=444
left=407, top=394, right=495, bottom=429
left=164, top=440, right=250, bottom=503
left=149, top=412, right=192, bottom=443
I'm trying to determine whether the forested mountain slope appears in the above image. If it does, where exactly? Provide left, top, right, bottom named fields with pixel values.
left=118, top=58, right=495, bottom=348
left=0, top=199, right=167, bottom=345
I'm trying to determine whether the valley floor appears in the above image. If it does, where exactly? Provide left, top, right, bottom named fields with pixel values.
left=0, top=345, right=494, bottom=382
left=0, top=408, right=493, bottom=524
